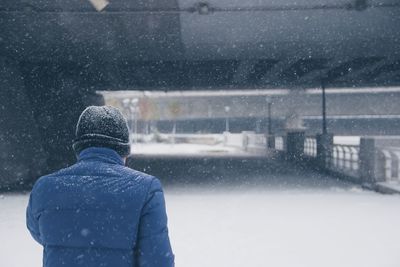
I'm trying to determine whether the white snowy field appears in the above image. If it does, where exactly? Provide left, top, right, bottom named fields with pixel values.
left=1, top=181, right=400, bottom=267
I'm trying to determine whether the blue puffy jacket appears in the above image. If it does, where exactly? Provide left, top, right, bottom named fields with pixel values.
left=26, top=147, right=174, bottom=267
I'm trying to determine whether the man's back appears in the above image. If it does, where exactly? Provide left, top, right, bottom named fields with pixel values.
left=27, top=147, right=174, bottom=267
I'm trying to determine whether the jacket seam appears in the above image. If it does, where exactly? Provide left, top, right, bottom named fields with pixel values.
left=33, top=207, right=138, bottom=216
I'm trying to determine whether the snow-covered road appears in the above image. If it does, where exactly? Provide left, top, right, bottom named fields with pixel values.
left=1, top=172, right=400, bottom=267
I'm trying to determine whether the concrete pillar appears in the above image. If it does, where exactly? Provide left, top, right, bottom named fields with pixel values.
left=359, top=138, right=385, bottom=183
left=1, top=61, right=106, bottom=188
left=285, top=130, right=305, bottom=161
left=267, top=135, right=275, bottom=149
left=316, top=133, right=334, bottom=169
left=0, top=57, right=48, bottom=189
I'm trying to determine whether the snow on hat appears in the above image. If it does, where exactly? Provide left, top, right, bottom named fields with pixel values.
left=72, top=106, right=130, bottom=157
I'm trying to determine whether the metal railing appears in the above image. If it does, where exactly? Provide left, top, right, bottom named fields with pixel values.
left=269, top=134, right=400, bottom=185
left=271, top=137, right=361, bottom=178
left=275, top=136, right=284, bottom=151
left=377, top=147, right=400, bottom=182
left=328, top=145, right=360, bottom=177
left=304, top=137, right=317, bottom=157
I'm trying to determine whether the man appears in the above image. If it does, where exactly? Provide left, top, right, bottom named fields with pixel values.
left=26, top=106, right=174, bottom=267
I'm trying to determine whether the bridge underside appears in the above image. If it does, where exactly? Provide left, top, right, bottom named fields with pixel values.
left=1, top=0, right=400, bottom=188
left=2, top=0, right=400, bottom=90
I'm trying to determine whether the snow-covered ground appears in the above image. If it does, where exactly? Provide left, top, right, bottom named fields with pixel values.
left=1, top=173, right=400, bottom=267
left=1, top=140, right=400, bottom=266
left=130, top=136, right=362, bottom=156
left=132, top=143, right=244, bottom=155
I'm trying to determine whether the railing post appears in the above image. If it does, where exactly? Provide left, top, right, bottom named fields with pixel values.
left=316, top=133, right=333, bottom=170
left=286, top=129, right=305, bottom=161
left=267, top=135, right=275, bottom=149
left=359, top=137, right=385, bottom=183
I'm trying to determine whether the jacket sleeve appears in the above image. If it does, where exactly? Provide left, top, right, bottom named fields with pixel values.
left=135, top=178, right=174, bottom=267
left=26, top=192, right=42, bottom=245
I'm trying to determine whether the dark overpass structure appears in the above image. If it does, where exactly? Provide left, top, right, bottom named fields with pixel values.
left=1, top=0, right=400, bottom=188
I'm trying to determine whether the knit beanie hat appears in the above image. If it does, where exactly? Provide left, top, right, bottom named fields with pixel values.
left=72, top=106, right=130, bottom=157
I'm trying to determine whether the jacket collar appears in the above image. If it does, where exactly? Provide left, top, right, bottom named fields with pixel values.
left=78, top=147, right=125, bottom=165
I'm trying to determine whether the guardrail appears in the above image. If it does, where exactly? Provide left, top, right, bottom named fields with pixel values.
left=304, top=137, right=317, bottom=157
left=328, top=145, right=360, bottom=178
left=274, top=136, right=285, bottom=151
left=269, top=134, right=400, bottom=185
left=303, top=138, right=360, bottom=178
left=223, top=132, right=400, bottom=187
left=376, top=147, right=400, bottom=182
left=131, top=132, right=400, bottom=186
